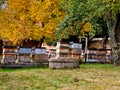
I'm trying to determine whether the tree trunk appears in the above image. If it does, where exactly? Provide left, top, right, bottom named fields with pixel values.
left=101, top=22, right=109, bottom=48
left=110, top=13, right=120, bottom=65
left=37, top=36, right=45, bottom=48
left=97, top=17, right=109, bottom=48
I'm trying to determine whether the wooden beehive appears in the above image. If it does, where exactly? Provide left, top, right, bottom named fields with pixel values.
left=69, top=43, right=82, bottom=49
left=69, top=48, right=82, bottom=54
left=106, top=49, right=112, bottom=55
left=87, top=38, right=112, bottom=63
left=34, top=54, right=47, bottom=61
left=2, top=46, right=17, bottom=63
left=33, top=47, right=47, bottom=62
left=55, top=42, right=69, bottom=59
left=69, top=43, right=82, bottom=60
left=97, top=55, right=106, bottom=62
left=97, top=49, right=106, bottom=63
left=48, top=49, right=56, bottom=59
left=87, top=49, right=98, bottom=54
left=106, top=49, right=112, bottom=63
left=98, top=49, right=107, bottom=55
left=106, top=55, right=113, bottom=63
left=88, top=54, right=98, bottom=59
left=69, top=48, right=82, bottom=60
left=87, top=49, right=98, bottom=62
left=87, top=48, right=112, bottom=63
left=106, top=41, right=112, bottom=63
left=18, top=47, right=32, bottom=63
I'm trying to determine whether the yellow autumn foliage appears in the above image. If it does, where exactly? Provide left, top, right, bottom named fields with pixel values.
left=78, top=22, right=91, bottom=37
left=0, top=0, right=65, bottom=45
left=82, top=22, right=91, bottom=32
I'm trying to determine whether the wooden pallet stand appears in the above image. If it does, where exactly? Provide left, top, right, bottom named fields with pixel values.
left=49, top=59, right=80, bottom=69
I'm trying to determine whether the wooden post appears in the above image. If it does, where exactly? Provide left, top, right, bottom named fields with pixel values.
left=79, top=37, right=88, bottom=63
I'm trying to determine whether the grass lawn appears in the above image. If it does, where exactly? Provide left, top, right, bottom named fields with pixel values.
left=0, top=63, right=120, bottom=90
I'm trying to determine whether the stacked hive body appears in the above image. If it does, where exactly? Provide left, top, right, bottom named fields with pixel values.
left=97, top=49, right=107, bottom=62
left=87, top=38, right=113, bottom=63
left=87, top=49, right=107, bottom=63
left=69, top=43, right=82, bottom=60
left=106, top=44, right=112, bottom=63
left=49, top=42, right=81, bottom=69
left=2, top=46, right=17, bottom=63
left=0, top=46, right=49, bottom=68
left=33, top=47, right=47, bottom=62
left=49, top=49, right=56, bottom=59
left=87, top=49, right=98, bottom=62
left=87, top=49, right=112, bottom=63
left=55, top=42, right=69, bottom=59
left=18, top=47, right=32, bottom=63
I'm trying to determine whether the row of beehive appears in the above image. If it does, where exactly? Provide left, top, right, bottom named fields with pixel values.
left=87, top=49, right=112, bottom=63
left=55, top=42, right=82, bottom=60
left=1, top=46, right=47, bottom=64
left=51, top=42, right=113, bottom=63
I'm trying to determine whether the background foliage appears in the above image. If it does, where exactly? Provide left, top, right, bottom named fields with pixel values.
left=0, top=0, right=64, bottom=45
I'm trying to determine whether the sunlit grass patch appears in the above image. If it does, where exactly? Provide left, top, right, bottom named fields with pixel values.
left=0, top=64, right=120, bottom=90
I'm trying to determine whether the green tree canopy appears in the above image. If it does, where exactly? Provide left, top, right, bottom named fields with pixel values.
left=56, top=0, right=120, bottom=39
left=56, top=0, right=120, bottom=64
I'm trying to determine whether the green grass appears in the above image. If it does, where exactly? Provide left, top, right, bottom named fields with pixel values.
left=0, top=64, right=120, bottom=90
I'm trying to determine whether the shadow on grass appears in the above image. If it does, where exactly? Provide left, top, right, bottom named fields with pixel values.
left=0, top=66, right=48, bottom=72
left=80, top=63, right=120, bottom=71
left=1, top=63, right=120, bottom=72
